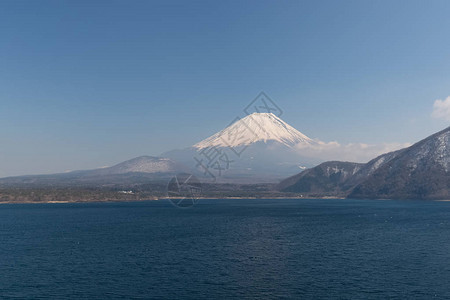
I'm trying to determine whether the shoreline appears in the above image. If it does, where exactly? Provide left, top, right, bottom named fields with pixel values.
left=1, top=197, right=449, bottom=205
left=0, top=197, right=342, bottom=204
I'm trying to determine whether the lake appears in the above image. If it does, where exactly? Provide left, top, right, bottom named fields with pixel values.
left=1, top=199, right=450, bottom=299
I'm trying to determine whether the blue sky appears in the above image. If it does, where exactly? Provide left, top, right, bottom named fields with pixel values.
left=1, top=0, right=450, bottom=176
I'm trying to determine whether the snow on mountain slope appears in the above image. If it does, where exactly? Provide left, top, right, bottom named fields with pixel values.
left=349, top=126, right=450, bottom=199
left=194, top=113, right=314, bottom=149
left=405, top=128, right=450, bottom=172
left=91, top=156, right=183, bottom=175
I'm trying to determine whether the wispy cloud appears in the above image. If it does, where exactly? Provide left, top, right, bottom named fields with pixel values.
left=296, top=140, right=410, bottom=163
left=432, top=96, right=450, bottom=121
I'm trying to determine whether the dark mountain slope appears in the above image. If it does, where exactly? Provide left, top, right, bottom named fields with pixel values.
left=278, top=161, right=364, bottom=196
left=280, top=126, right=450, bottom=200
left=349, top=126, right=450, bottom=200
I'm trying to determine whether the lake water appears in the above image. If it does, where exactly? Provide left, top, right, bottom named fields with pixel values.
left=1, top=199, right=450, bottom=299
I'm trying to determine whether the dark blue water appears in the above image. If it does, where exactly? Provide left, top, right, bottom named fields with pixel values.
left=1, top=199, right=450, bottom=299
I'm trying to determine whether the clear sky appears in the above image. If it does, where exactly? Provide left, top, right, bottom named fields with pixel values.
left=1, top=0, right=450, bottom=176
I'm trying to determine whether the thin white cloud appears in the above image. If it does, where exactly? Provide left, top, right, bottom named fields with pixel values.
left=296, top=140, right=410, bottom=163
left=432, top=96, right=450, bottom=121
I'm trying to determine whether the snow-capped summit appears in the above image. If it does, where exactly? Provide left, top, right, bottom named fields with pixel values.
left=161, top=112, right=321, bottom=182
left=194, top=112, right=314, bottom=149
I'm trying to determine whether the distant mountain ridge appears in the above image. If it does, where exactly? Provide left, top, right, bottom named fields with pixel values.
left=0, top=156, right=185, bottom=188
left=280, top=126, right=450, bottom=200
left=88, top=156, right=183, bottom=175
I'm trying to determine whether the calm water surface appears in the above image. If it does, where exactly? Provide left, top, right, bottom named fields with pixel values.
left=1, top=199, right=450, bottom=299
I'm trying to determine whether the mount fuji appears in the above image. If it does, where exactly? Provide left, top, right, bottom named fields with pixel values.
left=162, top=113, right=320, bottom=182
left=0, top=113, right=320, bottom=187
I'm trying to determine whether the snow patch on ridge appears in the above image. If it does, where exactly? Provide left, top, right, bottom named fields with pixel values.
left=407, top=130, right=450, bottom=172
